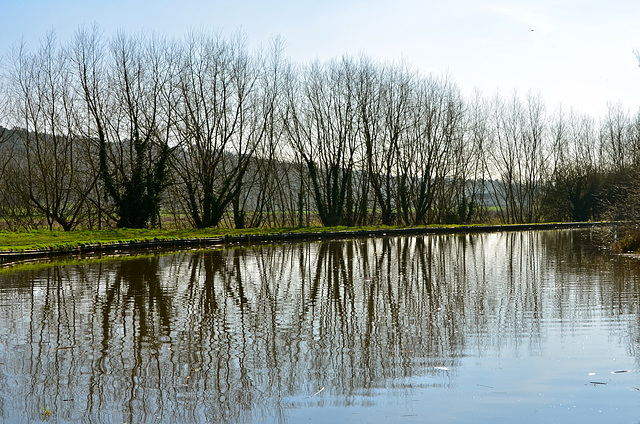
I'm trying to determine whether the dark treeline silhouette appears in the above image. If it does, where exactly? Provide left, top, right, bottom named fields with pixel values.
left=1, top=28, right=639, bottom=230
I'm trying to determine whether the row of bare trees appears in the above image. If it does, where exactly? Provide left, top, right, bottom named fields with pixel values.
left=0, top=28, right=639, bottom=230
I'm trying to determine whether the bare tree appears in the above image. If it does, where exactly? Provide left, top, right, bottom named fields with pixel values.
left=7, top=33, right=97, bottom=230
left=170, top=31, right=261, bottom=229
left=544, top=109, right=603, bottom=221
left=397, top=74, right=466, bottom=225
left=73, top=28, right=175, bottom=228
left=284, top=58, right=362, bottom=227
left=230, top=37, right=301, bottom=228
left=0, top=65, right=10, bottom=182
left=600, top=103, right=634, bottom=171
left=0, top=65, right=14, bottom=223
left=357, top=59, right=412, bottom=225
left=483, top=92, right=549, bottom=223
left=0, top=131, right=26, bottom=229
left=464, top=90, right=494, bottom=222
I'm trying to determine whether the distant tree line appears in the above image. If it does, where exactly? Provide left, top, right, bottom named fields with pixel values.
left=0, top=28, right=639, bottom=230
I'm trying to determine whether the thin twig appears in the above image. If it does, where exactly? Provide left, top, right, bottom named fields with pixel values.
left=305, top=386, right=325, bottom=399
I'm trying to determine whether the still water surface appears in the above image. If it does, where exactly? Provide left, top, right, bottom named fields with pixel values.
left=1, top=230, right=640, bottom=423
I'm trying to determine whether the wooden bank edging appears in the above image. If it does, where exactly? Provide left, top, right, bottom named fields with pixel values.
left=0, top=222, right=612, bottom=265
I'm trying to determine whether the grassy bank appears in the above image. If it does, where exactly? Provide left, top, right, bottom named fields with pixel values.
left=0, top=222, right=606, bottom=254
left=0, top=225, right=403, bottom=252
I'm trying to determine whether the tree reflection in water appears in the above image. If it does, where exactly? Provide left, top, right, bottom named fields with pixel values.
left=0, top=230, right=639, bottom=422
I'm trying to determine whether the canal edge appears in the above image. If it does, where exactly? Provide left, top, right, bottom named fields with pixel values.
left=0, top=221, right=617, bottom=265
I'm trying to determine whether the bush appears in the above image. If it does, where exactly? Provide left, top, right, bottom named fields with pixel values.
left=614, top=227, right=640, bottom=253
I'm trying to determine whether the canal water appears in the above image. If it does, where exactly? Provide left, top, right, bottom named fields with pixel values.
left=1, top=230, right=639, bottom=423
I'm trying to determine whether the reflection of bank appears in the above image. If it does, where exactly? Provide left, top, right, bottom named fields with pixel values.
left=1, top=230, right=638, bottom=423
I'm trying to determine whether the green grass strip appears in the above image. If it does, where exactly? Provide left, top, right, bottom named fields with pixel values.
left=0, top=225, right=410, bottom=252
left=0, top=222, right=591, bottom=253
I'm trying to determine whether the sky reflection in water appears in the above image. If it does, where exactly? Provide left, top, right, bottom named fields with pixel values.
left=1, top=229, right=640, bottom=423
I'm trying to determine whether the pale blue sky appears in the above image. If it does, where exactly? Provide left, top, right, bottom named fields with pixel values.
left=2, top=0, right=640, bottom=118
